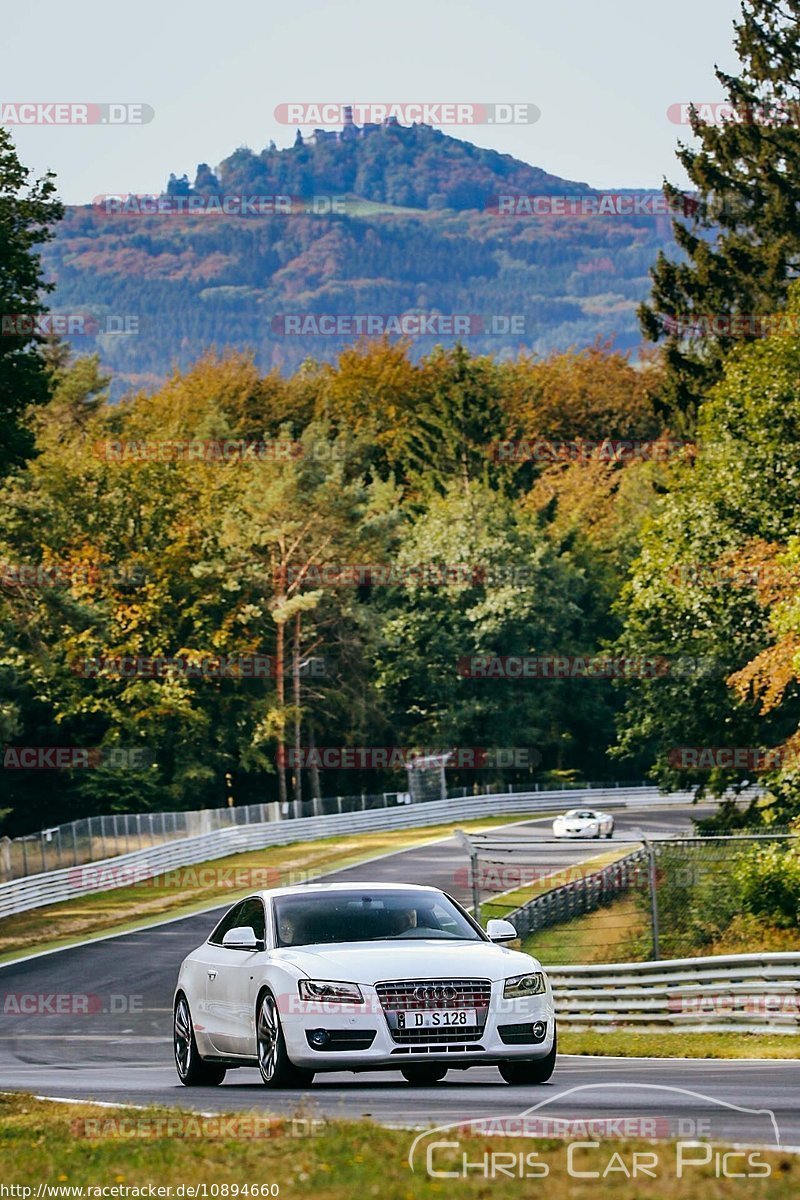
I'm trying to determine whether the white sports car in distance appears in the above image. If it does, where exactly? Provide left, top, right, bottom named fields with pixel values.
left=174, top=882, right=556, bottom=1088
left=552, top=808, right=615, bottom=838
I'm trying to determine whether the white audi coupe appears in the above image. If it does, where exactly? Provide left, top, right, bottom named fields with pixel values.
left=173, top=882, right=556, bottom=1088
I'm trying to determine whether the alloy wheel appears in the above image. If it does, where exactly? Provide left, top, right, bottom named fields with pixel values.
left=257, top=993, right=279, bottom=1081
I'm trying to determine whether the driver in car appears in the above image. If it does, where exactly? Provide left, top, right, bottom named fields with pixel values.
left=388, top=906, right=418, bottom=935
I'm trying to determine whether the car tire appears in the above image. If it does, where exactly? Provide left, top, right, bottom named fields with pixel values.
left=606, top=827, right=613, bottom=838
left=256, top=989, right=315, bottom=1088
left=401, top=1065, right=448, bottom=1085
left=174, top=994, right=226, bottom=1086
left=498, top=1028, right=557, bottom=1085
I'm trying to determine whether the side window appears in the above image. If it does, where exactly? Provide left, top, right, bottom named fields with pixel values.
left=235, top=897, right=266, bottom=942
left=208, top=901, right=246, bottom=946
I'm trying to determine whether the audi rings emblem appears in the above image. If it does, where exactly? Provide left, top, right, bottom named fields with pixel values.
left=413, top=985, right=458, bottom=1001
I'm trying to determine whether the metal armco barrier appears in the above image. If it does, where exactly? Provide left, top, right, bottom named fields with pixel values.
left=505, top=848, right=650, bottom=938
left=548, top=953, right=800, bottom=1034
left=0, top=785, right=676, bottom=919
left=0, top=779, right=656, bottom=883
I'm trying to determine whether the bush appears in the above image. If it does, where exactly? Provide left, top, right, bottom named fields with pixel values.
left=733, top=843, right=800, bottom=927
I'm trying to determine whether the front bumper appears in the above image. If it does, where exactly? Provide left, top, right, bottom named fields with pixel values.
left=280, top=981, right=556, bottom=1070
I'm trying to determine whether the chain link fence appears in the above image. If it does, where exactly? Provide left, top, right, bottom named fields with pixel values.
left=0, top=779, right=643, bottom=883
left=465, top=830, right=800, bottom=964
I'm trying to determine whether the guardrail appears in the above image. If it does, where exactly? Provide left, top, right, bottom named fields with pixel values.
left=504, top=847, right=650, bottom=938
left=0, top=785, right=674, bottom=919
left=1, top=778, right=652, bottom=883
left=548, top=953, right=800, bottom=1034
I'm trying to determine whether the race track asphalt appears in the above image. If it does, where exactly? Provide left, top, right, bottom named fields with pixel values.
left=2, top=800, right=797, bottom=1148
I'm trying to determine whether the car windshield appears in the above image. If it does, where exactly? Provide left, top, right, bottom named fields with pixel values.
left=567, top=810, right=596, bottom=819
left=273, top=890, right=484, bottom=947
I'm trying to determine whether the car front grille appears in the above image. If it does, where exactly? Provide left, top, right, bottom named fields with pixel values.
left=375, top=979, right=491, bottom=1044
left=375, top=979, right=492, bottom=1010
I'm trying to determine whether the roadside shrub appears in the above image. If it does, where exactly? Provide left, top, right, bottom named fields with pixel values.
left=733, top=842, right=800, bottom=928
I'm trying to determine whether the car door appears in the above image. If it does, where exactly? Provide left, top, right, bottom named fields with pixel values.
left=201, top=899, right=247, bottom=1052
left=205, top=896, right=267, bottom=1056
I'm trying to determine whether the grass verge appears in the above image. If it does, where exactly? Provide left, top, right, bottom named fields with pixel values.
left=479, top=844, right=635, bottom=925
left=520, top=891, right=650, bottom=965
left=0, top=812, right=555, bottom=964
left=561, top=1029, right=800, bottom=1058
left=0, top=1094, right=794, bottom=1198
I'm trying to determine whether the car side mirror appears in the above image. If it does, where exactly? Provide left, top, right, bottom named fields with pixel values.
left=486, top=918, right=517, bottom=943
left=222, top=926, right=264, bottom=951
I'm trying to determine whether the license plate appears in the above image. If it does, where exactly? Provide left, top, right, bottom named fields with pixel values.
left=396, top=1008, right=477, bottom=1029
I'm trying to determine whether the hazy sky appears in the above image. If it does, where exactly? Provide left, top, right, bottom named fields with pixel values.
left=3, top=0, right=742, bottom=205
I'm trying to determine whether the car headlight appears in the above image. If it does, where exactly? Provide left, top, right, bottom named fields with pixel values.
left=504, top=972, right=546, bottom=998
left=298, top=979, right=364, bottom=1004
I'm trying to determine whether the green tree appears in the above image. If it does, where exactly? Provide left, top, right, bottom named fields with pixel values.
left=218, top=420, right=399, bottom=808
left=372, top=484, right=620, bottom=781
left=615, top=291, right=800, bottom=798
left=639, top=0, right=800, bottom=422
left=0, top=129, right=63, bottom=472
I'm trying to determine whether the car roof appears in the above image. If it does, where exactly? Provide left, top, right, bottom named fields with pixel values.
left=247, top=882, right=446, bottom=900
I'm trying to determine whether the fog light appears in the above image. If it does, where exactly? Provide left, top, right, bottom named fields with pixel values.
left=532, top=1021, right=546, bottom=1039
left=309, top=1028, right=330, bottom=1048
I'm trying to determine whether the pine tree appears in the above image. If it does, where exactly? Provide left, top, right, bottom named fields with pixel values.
left=0, top=129, right=63, bottom=473
left=639, top=0, right=800, bottom=424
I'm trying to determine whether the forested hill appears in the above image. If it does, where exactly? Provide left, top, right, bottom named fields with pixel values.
left=43, top=122, right=676, bottom=397
left=181, top=120, right=592, bottom=210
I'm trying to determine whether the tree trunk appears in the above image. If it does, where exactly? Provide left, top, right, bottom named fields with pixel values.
left=292, top=610, right=302, bottom=816
left=275, top=617, right=287, bottom=807
left=308, top=722, right=322, bottom=806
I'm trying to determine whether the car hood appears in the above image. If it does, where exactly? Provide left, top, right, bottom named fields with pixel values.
left=270, top=938, right=542, bottom=984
